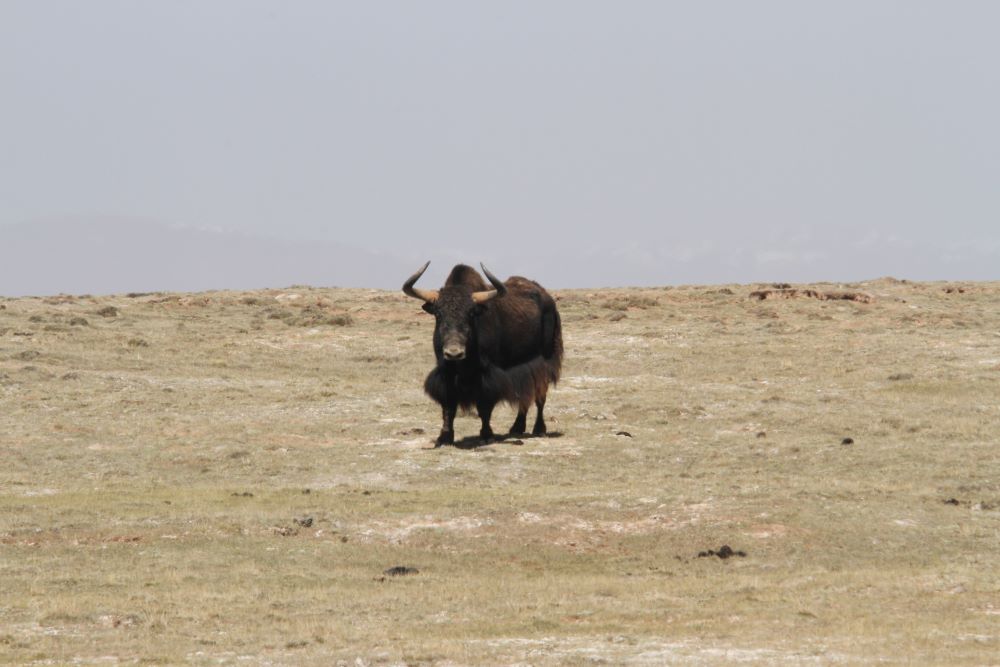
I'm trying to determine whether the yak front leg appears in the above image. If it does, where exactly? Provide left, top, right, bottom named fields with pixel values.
left=477, top=399, right=496, bottom=443
left=436, top=402, right=457, bottom=446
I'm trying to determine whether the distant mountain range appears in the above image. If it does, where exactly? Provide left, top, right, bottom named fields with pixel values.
left=0, top=219, right=415, bottom=296
left=2, top=218, right=996, bottom=297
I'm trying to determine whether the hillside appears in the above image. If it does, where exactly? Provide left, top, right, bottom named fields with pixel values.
left=0, top=219, right=413, bottom=296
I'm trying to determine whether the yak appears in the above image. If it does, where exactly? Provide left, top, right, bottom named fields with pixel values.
left=402, top=262, right=563, bottom=446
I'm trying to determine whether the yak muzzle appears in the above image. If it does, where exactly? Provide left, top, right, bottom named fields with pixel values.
left=443, top=344, right=466, bottom=361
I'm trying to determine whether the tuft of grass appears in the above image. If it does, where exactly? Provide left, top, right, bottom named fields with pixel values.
left=264, top=303, right=353, bottom=327
left=601, top=294, right=660, bottom=311
left=327, top=314, right=353, bottom=326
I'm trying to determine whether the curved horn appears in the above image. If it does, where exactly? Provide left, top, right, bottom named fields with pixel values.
left=472, top=263, right=507, bottom=304
left=402, top=261, right=439, bottom=303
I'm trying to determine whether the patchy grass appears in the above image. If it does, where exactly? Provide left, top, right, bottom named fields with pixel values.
left=1, top=280, right=999, bottom=665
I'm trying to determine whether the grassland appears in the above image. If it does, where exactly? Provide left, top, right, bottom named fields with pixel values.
left=1, top=278, right=998, bottom=665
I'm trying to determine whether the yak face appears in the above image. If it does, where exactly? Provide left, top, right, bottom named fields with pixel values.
left=402, top=261, right=506, bottom=363
left=424, top=287, right=486, bottom=362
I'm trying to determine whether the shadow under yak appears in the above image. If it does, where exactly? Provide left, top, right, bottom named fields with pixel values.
left=451, top=431, right=565, bottom=450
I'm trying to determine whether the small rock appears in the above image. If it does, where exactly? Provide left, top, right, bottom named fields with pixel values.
left=383, top=566, right=418, bottom=576
left=841, top=437, right=854, bottom=445
left=293, top=516, right=314, bottom=528
left=616, top=431, right=633, bottom=438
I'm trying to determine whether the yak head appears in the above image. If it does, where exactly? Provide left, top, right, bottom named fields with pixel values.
left=402, top=262, right=506, bottom=362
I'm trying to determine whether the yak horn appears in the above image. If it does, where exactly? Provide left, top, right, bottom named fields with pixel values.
left=471, top=263, right=507, bottom=304
left=402, top=261, right=439, bottom=303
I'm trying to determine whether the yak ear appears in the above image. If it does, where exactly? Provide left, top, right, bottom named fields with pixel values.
left=472, top=303, right=487, bottom=318
left=422, top=302, right=436, bottom=315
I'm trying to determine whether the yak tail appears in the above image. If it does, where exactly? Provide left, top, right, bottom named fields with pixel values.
left=541, top=303, right=563, bottom=384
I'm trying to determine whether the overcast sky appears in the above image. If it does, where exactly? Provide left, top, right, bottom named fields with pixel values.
left=2, top=1, right=999, bottom=293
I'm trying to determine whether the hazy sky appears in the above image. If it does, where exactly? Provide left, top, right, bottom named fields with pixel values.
left=2, top=1, right=999, bottom=291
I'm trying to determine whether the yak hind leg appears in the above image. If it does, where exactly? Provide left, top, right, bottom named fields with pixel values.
left=508, top=407, right=528, bottom=436
left=531, top=391, right=548, bottom=437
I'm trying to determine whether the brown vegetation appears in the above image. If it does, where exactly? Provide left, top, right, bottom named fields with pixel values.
left=748, top=287, right=874, bottom=303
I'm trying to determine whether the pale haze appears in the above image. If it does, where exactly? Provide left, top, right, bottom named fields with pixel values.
left=2, top=1, right=998, bottom=295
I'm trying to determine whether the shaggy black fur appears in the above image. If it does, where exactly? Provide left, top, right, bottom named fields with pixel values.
left=411, top=264, right=563, bottom=446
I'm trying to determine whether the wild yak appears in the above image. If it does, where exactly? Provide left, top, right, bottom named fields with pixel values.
left=402, top=262, right=563, bottom=446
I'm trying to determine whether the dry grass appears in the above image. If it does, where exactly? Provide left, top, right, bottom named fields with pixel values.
left=1, top=279, right=999, bottom=665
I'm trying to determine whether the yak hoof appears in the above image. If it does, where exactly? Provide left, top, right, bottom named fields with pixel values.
left=436, top=431, right=454, bottom=446
left=508, top=424, right=526, bottom=436
left=532, top=422, right=547, bottom=437
left=479, top=428, right=495, bottom=444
